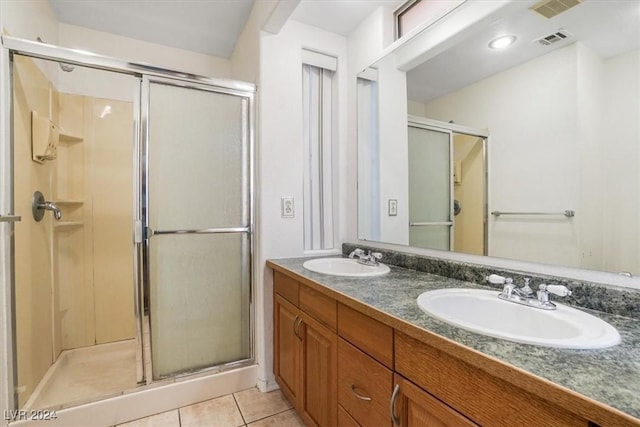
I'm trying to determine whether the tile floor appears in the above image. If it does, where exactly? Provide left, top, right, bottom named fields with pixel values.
left=116, top=388, right=304, bottom=427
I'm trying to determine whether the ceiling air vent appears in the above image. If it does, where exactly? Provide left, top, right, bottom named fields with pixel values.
left=534, top=29, right=573, bottom=46
left=530, top=0, right=582, bottom=19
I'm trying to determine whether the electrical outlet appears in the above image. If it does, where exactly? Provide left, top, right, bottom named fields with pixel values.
left=281, top=197, right=294, bottom=218
left=388, top=199, right=398, bottom=216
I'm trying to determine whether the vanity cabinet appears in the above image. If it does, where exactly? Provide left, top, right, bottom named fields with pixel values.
left=273, top=272, right=337, bottom=427
left=272, top=266, right=610, bottom=427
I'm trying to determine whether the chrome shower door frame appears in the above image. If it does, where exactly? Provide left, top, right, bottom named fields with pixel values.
left=139, top=75, right=255, bottom=382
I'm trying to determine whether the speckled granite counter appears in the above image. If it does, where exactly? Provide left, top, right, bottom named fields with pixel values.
left=268, top=256, right=640, bottom=422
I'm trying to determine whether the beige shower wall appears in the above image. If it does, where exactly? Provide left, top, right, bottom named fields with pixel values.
left=453, top=134, right=484, bottom=256
left=13, top=56, right=135, bottom=406
left=55, top=93, right=136, bottom=350
left=83, top=97, right=135, bottom=345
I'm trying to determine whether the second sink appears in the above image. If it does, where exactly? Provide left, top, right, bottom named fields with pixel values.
left=417, top=288, right=620, bottom=349
left=303, top=257, right=390, bottom=277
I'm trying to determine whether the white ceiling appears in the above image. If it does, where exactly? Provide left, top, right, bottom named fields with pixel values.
left=49, top=0, right=404, bottom=59
left=291, top=0, right=403, bottom=36
left=49, top=0, right=256, bottom=58
left=407, top=0, right=640, bottom=104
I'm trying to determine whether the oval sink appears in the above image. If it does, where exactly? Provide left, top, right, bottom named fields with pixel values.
left=302, top=258, right=390, bottom=277
left=417, top=288, right=620, bottom=349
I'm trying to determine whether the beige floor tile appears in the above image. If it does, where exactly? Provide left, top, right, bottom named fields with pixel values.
left=117, top=410, right=179, bottom=427
left=234, top=388, right=292, bottom=423
left=180, top=394, right=244, bottom=427
left=247, top=409, right=304, bottom=427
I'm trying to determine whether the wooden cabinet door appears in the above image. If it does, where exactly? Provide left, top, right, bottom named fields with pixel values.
left=274, top=294, right=301, bottom=407
left=392, top=374, right=478, bottom=427
left=299, top=312, right=338, bottom=427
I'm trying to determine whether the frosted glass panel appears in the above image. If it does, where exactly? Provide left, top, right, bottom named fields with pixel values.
left=408, top=126, right=451, bottom=250
left=150, top=233, right=250, bottom=378
left=148, top=83, right=247, bottom=230
left=146, top=81, right=251, bottom=379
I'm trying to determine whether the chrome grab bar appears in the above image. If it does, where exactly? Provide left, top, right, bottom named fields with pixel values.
left=491, top=210, right=575, bottom=218
left=409, top=221, right=453, bottom=227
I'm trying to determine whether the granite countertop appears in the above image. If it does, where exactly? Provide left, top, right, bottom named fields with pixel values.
left=269, top=256, right=640, bottom=421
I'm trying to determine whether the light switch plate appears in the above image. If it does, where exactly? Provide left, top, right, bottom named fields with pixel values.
left=388, top=199, right=398, bottom=216
left=281, top=197, right=294, bottom=218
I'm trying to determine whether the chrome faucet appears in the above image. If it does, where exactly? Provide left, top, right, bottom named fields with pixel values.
left=32, top=191, right=62, bottom=221
left=38, top=201, right=62, bottom=220
left=488, top=274, right=571, bottom=310
left=348, top=248, right=383, bottom=266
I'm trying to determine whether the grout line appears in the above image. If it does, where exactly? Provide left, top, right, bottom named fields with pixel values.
left=232, top=393, right=248, bottom=426
left=244, top=407, right=295, bottom=425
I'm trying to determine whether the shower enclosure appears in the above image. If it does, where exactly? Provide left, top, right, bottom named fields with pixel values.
left=0, top=36, right=254, bottom=411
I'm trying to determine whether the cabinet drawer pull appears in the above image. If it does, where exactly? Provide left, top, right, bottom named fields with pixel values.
left=293, top=316, right=303, bottom=340
left=390, top=383, right=400, bottom=426
left=350, top=384, right=372, bottom=401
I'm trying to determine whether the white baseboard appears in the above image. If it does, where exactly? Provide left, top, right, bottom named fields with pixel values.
left=256, top=377, right=279, bottom=393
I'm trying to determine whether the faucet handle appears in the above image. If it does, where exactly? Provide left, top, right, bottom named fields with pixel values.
left=349, top=248, right=365, bottom=258
left=371, top=252, right=382, bottom=260
left=539, top=284, right=572, bottom=297
left=487, top=274, right=507, bottom=285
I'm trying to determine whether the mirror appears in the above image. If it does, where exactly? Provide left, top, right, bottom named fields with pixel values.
left=357, top=0, right=640, bottom=276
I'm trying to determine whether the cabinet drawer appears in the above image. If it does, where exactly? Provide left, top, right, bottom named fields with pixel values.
left=338, top=404, right=361, bottom=427
left=274, top=270, right=299, bottom=306
left=300, top=284, right=337, bottom=331
left=338, top=303, right=393, bottom=368
left=338, top=338, right=393, bottom=427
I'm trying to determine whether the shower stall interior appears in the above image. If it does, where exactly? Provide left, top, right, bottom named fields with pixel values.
left=1, top=36, right=254, bottom=411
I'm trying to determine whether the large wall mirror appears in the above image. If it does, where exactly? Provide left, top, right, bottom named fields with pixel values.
left=357, top=0, right=640, bottom=276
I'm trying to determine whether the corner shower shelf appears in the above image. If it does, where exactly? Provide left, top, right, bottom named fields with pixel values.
left=54, top=221, right=83, bottom=229
left=59, top=132, right=83, bottom=144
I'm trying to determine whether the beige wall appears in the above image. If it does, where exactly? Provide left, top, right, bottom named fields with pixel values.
left=453, top=134, right=484, bottom=255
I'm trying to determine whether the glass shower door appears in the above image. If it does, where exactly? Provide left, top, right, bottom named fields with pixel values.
left=408, top=125, right=454, bottom=251
left=144, top=78, right=252, bottom=379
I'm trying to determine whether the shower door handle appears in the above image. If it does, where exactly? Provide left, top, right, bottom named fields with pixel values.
left=146, top=226, right=251, bottom=237
left=0, top=214, right=21, bottom=222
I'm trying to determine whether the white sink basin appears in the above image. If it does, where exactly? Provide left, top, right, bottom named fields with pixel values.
left=302, top=258, right=390, bottom=277
left=417, top=288, right=620, bottom=349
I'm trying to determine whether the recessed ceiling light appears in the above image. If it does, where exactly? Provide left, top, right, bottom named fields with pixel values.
left=489, top=35, right=516, bottom=50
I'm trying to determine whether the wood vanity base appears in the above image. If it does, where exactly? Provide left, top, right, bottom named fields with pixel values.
left=268, top=261, right=640, bottom=427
